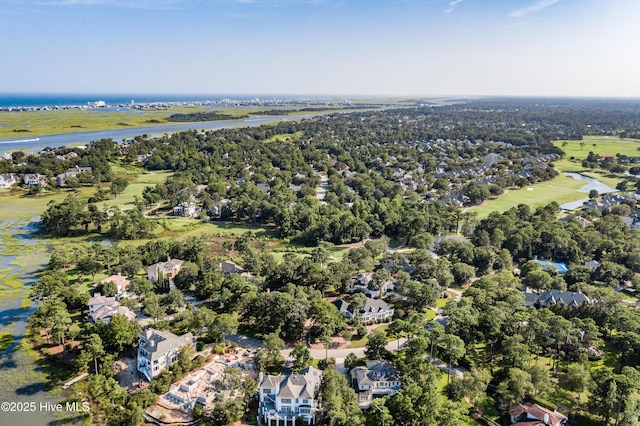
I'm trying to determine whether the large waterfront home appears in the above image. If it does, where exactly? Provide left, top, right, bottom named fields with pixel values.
left=137, top=328, right=195, bottom=381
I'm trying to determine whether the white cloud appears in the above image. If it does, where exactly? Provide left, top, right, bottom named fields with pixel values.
left=443, top=0, right=463, bottom=14
left=509, top=0, right=560, bottom=19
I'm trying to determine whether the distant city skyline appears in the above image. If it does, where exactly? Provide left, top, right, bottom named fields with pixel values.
left=2, top=0, right=639, bottom=98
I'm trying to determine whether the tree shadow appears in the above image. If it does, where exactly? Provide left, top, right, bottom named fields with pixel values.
left=15, top=382, right=45, bottom=396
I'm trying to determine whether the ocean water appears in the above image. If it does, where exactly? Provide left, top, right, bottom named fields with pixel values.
left=0, top=93, right=278, bottom=108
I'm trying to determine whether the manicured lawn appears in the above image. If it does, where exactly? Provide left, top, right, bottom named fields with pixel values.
left=346, top=324, right=389, bottom=349
left=436, top=371, right=448, bottom=394
left=466, top=174, right=587, bottom=219
left=436, top=298, right=449, bottom=309
left=347, top=336, right=368, bottom=349
left=263, top=131, right=304, bottom=143
left=100, top=170, right=173, bottom=211
left=555, top=136, right=640, bottom=158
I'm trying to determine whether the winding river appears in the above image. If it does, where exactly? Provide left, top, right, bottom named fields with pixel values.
left=0, top=113, right=318, bottom=153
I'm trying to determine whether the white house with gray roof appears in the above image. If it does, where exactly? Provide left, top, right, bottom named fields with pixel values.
left=350, top=360, right=401, bottom=407
left=333, top=297, right=394, bottom=322
left=137, top=328, right=195, bottom=381
left=258, top=367, right=322, bottom=426
left=0, top=173, right=19, bottom=189
left=87, top=293, right=136, bottom=324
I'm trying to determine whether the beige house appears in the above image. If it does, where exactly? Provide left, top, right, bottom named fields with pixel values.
left=147, top=258, right=184, bottom=288
left=99, top=274, right=131, bottom=295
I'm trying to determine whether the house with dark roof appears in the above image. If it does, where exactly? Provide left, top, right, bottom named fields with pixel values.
left=258, top=367, right=322, bottom=425
left=524, top=290, right=591, bottom=308
left=333, top=296, right=394, bottom=322
left=56, top=166, right=92, bottom=186
left=137, top=328, right=195, bottom=381
left=350, top=360, right=401, bottom=407
left=509, top=402, right=567, bottom=426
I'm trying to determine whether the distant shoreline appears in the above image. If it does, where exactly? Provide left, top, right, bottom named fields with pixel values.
left=0, top=93, right=401, bottom=110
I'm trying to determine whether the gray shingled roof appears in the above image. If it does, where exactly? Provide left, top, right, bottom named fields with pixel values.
left=140, top=329, right=194, bottom=360
left=537, top=290, right=591, bottom=308
left=259, top=366, right=322, bottom=400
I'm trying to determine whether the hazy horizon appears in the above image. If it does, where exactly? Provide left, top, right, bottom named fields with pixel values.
left=2, top=0, right=639, bottom=98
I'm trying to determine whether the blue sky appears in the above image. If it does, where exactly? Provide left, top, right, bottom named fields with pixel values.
left=1, top=0, right=639, bottom=97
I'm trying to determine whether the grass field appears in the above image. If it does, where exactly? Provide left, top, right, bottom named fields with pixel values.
left=157, top=218, right=278, bottom=240
left=0, top=105, right=375, bottom=139
left=100, top=169, right=173, bottom=211
left=466, top=174, right=586, bottom=219
left=467, top=136, right=640, bottom=219
left=263, top=131, right=304, bottom=143
left=555, top=136, right=640, bottom=158
left=0, top=106, right=256, bottom=139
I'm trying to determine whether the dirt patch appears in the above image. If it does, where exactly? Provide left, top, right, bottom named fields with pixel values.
left=335, top=241, right=366, bottom=248
left=146, top=404, right=194, bottom=425
left=47, top=340, right=81, bottom=356
left=309, top=336, right=348, bottom=350
left=114, top=354, right=146, bottom=391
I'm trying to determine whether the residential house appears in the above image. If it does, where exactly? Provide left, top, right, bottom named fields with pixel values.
left=584, top=260, right=601, bottom=271
left=350, top=272, right=395, bottom=298
left=173, top=201, right=197, bottom=217
left=87, top=293, right=136, bottom=324
left=350, top=360, right=401, bottom=408
left=147, top=258, right=184, bottom=290
left=137, top=328, right=195, bottom=381
left=256, top=183, right=271, bottom=193
left=509, top=402, right=567, bottom=426
left=523, top=290, right=591, bottom=309
left=433, top=234, right=470, bottom=250
left=220, top=260, right=245, bottom=275
left=23, top=173, right=47, bottom=186
left=333, top=296, right=394, bottom=322
left=56, top=166, right=92, bottom=186
left=258, top=367, right=322, bottom=426
left=88, top=293, right=117, bottom=317
left=210, top=199, right=230, bottom=217
left=0, top=173, right=19, bottom=189
left=99, top=274, right=130, bottom=295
